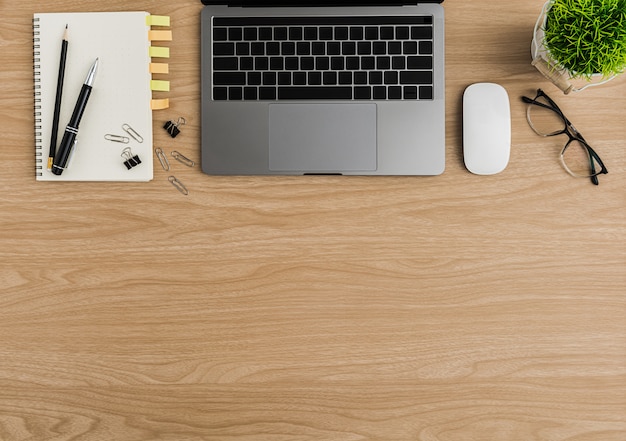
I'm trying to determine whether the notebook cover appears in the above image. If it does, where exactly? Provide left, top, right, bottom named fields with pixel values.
left=34, top=12, right=165, bottom=181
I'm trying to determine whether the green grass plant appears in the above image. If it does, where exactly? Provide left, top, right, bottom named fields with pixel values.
left=544, top=0, right=626, bottom=78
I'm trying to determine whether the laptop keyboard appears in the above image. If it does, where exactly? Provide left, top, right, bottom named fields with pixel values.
left=211, top=16, right=435, bottom=101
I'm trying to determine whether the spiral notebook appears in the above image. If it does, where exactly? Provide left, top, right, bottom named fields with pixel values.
left=33, top=12, right=172, bottom=181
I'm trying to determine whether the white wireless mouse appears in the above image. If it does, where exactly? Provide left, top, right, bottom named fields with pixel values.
left=463, top=83, right=511, bottom=175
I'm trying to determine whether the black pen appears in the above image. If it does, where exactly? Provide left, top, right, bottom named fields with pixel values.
left=51, top=58, right=99, bottom=176
left=48, top=24, right=69, bottom=171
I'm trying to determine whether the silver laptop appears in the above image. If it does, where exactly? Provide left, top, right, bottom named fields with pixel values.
left=200, top=0, right=445, bottom=175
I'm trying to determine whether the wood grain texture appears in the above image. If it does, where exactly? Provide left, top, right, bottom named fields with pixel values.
left=1, top=1, right=625, bottom=440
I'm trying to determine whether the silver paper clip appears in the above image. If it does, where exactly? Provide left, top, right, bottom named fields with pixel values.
left=171, top=150, right=195, bottom=167
left=169, top=176, right=189, bottom=195
left=155, top=148, right=170, bottom=171
left=104, top=134, right=129, bottom=144
left=122, top=123, right=143, bottom=143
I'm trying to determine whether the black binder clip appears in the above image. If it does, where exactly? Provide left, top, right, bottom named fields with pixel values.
left=121, top=147, right=142, bottom=170
left=163, top=117, right=186, bottom=138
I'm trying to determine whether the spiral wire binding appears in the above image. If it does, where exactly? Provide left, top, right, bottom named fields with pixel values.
left=33, top=17, right=43, bottom=176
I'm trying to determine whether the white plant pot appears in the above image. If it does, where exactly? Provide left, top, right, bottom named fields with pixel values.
left=531, top=0, right=617, bottom=94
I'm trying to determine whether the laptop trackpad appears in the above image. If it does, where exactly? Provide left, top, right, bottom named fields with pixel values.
left=269, top=104, right=377, bottom=172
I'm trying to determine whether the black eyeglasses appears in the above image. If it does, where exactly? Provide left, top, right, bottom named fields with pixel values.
left=521, top=89, right=608, bottom=185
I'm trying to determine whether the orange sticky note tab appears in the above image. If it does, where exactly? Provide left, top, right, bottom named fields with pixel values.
left=151, top=99, right=170, bottom=110
left=149, top=30, right=173, bottom=41
left=150, top=63, right=169, bottom=74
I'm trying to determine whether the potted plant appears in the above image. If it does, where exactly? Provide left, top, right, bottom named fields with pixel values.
left=531, top=0, right=626, bottom=93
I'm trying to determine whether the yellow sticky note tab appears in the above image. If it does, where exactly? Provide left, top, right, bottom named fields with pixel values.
left=149, top=30, right=173, bottom=41
left=151, top=80, right=170, bottom=92
left=151, top=98, right=170, bottom=110
left=149, top=46, right=170, bottom=58
left=150, top=63, right=169, bottom=74
left=147, top=15, right=171, bottom=27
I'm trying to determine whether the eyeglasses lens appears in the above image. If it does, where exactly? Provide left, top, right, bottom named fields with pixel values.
left=561, top=139, right=596, bottom=177
left=527, top=95, right=567, bottom=136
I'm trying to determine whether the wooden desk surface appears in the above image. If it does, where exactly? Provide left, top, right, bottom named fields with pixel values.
left=1, top=1, right=624, bottom=439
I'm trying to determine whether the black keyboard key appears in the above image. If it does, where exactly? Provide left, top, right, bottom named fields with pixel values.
left=244, top=27, right=257, bottom=41
left=388, top=86, right=402, bottom=99
left=251, top=42, right=265, bottom=55
left=400, top=71, right=433, bottom=85
left=323, top=71, right=337, bottom=85
left=419, top=85, right=434, bottom=100
left=229, top=87, right=243, bottom=100
left=213, top=87, right=228, bottom=100
left=278, top=72, right=292, bottom=85
left=354, top=86, right=372, bottom=100
left=369, top=71, right=383, bottom=85
left=248, top=72, right=262, bottom=85
left=263, top=72, right=277, bottom=85
left=411, top=26, right=433, bottom=40
left=346, top=57, right=360, bottom=70
left=236, top=42, right=250, bottom=56
left=297, top=42, right=311, bottom=55
left=365, top=27, right=378, bottom=40
left=214, top=43, right=235, bottom=56
left=420, top=41, right=433, bottom=55
left=396, top=26, right=410, bottom=40
left=392, top=56, right=406, bottom=70
left=266, top=42, right=280, bottom=55
left=403, top=41, right=418, bottom=54
left=354, top=71, right=368, bottom=84
left=338, top=71, right=352, bottom=84
left=331, top=57, right=345, bottom=71
left=293, top=72, right=307, bottom=85
left=289, top=27, right=303, bottom=40
left=255, top=57, right=269, bottom=70
left=403, top=86, right=418, bottom=100
left=312, top=42, right=326, bottom=55
left=285, top=57, right=299, bottom=70
left=214, top=72, right=246, bottom=85
left=274, top=27, right=288, bottom=40
left=384, top=71, right=398, bottom=85
left=278, top=87, right=352, bottom=100
left=270, top=57, right=284, bottom=70
left=407, top=56, right=433, bottom=70
left=357, top=41, right=371, bottom=55
left=350, top=27, right=364, bottom=40
left=259, top=87, right=276, bottom=100
left=213, top=28, right=228, bottom=41
left=259, top=27, right=273, bottom=40
left=319, top=27, right=333, bottom=40
left=213, top=57, right=238, bottom=70
left=373, top=86, right=386, bottom=100
left=301, top=57, right=315, bottom=70
left=335, top=27, right=349, bottom=40
left=240, top=57, right=254, bottom=70
left=377, top=56, right=391, bottom=70
left=389, top=41, right=402, bottom=55
left=282, top=42, right=296, bottom=55
left=304, top=27, right=318, bottom=40
left=316, top=57, right=330, bottom=70
left=228, top=28, right=243, bottom=41
left=380, top=27, right=394, bottom=40
left=308, top=72, right=322, bottom=85
left=373, top=42, right=387, bottom=55
left=244, top=87, right=258, bottom=100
